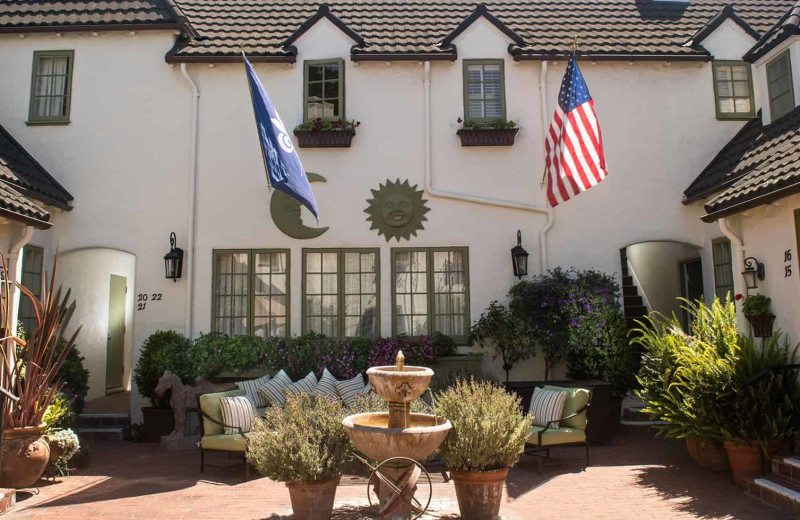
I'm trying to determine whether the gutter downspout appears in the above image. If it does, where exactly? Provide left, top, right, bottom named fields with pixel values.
left=423, top=60, right=553, bottom=273
left=8, top=225, right=33, bottom=339
left=180, top=63, right=199, bottom=337
left=718, top=217, right=746, bottom=328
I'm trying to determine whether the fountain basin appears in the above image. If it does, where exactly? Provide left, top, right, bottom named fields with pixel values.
left=366, top=366, right=433, bottom=403
left=342, top=412, right=451, bottom=462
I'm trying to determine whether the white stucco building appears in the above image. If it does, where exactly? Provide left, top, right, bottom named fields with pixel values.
left=1, top=0, right=800, bottom=420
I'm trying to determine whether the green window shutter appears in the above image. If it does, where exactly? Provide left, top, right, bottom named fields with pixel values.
left=711, top=238, right=734, bottom=301
left=18, top=245, right=44, bottom=336
left=712, top=61, right=755, bottom=120
left=463, top=59, right=506, bottom=122
left=302, top=248, right=380, bottom=338
left=28, top=50, right=74, bottom=125
left=212, top=249, right=290, bottom=338
left=767, top=51, right=795, bottom=121
left=303, top=58, right=345, bottom=122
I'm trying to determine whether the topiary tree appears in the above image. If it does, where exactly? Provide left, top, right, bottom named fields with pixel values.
left=132, top=330, right=194, bottom=408
left=471, top=301, right=532, bottom=382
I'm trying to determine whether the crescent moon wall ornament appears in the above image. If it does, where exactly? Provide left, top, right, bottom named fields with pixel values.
left=270, top=172, right=330, bottom=239
left=365, top=179, right=430, bottom=242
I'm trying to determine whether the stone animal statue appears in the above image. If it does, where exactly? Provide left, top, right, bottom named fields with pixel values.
left=155, top=371, right=213, bottom=438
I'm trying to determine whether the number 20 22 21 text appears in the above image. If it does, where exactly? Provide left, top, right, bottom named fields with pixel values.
left=137, top=293, right=162, bottom=311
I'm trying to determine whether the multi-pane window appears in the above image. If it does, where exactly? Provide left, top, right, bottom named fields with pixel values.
left=392, top=247, right=470, bottom=343
left=304, top=59, right=344, bottom=121
left=303, top=249, right=379, bottom=338
left=767, top=51, right=795, bottom=121
left=464, top=60, right=505, bottom=121
left=18, top=245, right=43, bottom=336
left=712, top=238, right=734, bottom=301
left=713, top=61, right=754, bottom=119
left=212, top=250, right=289, bottom=338
left=29, top=50, right=74, bottom=124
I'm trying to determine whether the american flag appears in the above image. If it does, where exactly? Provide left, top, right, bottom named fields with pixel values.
left=544, top=53, right=608, bottom=207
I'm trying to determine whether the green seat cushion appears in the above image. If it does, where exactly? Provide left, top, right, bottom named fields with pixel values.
left=543, top=385, right=589, bottom=430
left=201, top=433, right=249, bottom=452
left=199, top=389, right=246, bottom=436
left=527, top=426, right=586, bottom=446
left=256, top=407, right=266, bottom=416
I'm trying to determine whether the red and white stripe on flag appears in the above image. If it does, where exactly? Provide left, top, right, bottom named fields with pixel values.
left=544, top=55, right=608, bottom=208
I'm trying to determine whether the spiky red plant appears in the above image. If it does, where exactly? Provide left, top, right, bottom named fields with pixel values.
left=0, top=252, right=81, bottom=429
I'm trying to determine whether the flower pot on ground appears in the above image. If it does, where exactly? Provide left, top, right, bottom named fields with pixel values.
left=247, top=393, right=350, bottom=520
left=141, top=407, right=176, bottom=443
left=0, top=253, right=82, bottom=488
left=293, top=118, right=359, bottom=148
left=435, top=379, right=531, bottom=520
left=724, top=440, right=779, bottom=487
left=685, top=436, right=729, bottom=471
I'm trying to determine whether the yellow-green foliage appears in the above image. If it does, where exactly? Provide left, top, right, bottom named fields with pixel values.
left=435, top=379, right=531, bottom=471
left=246, top=393, right=350, bottom=483
left=348, top=391, right=431, bottom=415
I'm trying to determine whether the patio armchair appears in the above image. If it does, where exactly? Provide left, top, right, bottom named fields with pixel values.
left=197, top=389, right=264, bottom=479
left=524, top=385, right=592, bottom=474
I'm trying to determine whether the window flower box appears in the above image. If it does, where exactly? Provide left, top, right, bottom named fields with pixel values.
left=293, top=118, right=359, bottom=148
left=456, top=118, right=519, bottom=146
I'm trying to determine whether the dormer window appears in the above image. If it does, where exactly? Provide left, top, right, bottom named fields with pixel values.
left=303, top=59, right=344, bottom=122
left=767, top=50, right=795, bottom=121
left=712, top=61, right=755, bottom=120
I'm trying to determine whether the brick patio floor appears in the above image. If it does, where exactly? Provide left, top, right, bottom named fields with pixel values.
left=6, top=433, right=788, bottom=520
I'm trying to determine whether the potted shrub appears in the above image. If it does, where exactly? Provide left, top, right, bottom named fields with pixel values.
left=293, top=118, right=359, bottom=148
left=247, top=393, right=350, bottom=520
left=435, top=379, right=531, bottom=520
left=456, top=118, right=519, bottom=146
left=0, top=256, right=81, bottom=488
left=740, top=294, right=775, bottom=338
left=471, top=301, right=532, bottom=382
left=132, top=330, right=195, bottom=442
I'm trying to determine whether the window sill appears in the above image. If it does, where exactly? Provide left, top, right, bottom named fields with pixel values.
left=26, top=120, right=70, bottom=126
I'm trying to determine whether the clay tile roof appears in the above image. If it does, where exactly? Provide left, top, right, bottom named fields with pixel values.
left=164, top=0, right=796, bottom=62
left=0, top=0, right=179, bottom=32
left=684, top=106, right=800, bottom=222
left=0, top=124, right=73, bottom=215
left=0, top=182, right=52, bottom=229
left=743, top=0, right=800, bottom=62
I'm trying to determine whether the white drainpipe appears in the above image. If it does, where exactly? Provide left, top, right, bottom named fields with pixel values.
left=423, top=60, right=553, bottom=273
left=718, top=217, right=746, bottom=327
left=180, top=63, right=199, bottom=337
left=8, top=225, right=33, bottom=338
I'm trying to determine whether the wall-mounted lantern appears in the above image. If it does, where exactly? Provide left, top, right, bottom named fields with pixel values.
left=742, top=256, right=765, bottom=290
left=511, top=230, right=529, bottom=279
left=164, top=232, right=184, bottom=282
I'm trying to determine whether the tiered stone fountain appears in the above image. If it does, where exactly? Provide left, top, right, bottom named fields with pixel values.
left=342, top=352, right=452, bottom=520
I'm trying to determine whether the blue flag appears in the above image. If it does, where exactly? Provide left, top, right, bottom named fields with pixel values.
left=243, top=53, right=320, bottom=221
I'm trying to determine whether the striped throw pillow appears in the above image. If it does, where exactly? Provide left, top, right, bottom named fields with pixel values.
left=288, top=371, right=318, bottom=396
left=235, top=374, right=271, bottom=408
left=529, top=387, right=567, bottom=428
left=335, top=374, right=366, bottom=407
left=359, top=382, right=373, bottom=396
left=257, top=369, right=293, bottom=408
left=219, top=395, right=257, bottom=435
left=314, top=368, right=340, bottom=399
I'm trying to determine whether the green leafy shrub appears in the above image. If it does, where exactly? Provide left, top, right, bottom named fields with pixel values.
left=435, top=379, right=531, bottom=471
left=133, top=330, right=195, bottom=408
left=742, top=294, right=772, bottom=316
left=461, top=118, right=518, bottom=129
left=471, top=301, right=532, bottom=382
left=347, top=336, right=374, bottom=374
left=192, top=333, right=269, bottom=378
left=55, top=341, right=90, bottom=415
left=432, top=332, right=458, bottom=357
left=247, top=393, right=350, bottom=482
left=42, top=391, right=75, bottom=432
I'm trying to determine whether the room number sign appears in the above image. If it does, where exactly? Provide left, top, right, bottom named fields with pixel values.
left=137, top=293, right=162, bottom=311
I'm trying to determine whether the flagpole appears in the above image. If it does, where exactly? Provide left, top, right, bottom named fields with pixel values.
left=242, top=44, right=273, bottom=192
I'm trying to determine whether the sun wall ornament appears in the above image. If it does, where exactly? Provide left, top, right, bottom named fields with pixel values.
left=365, top=179, right=430, bottom=242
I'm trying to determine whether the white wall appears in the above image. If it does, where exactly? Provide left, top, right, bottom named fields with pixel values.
left=627, top=241, right=702, bottom=319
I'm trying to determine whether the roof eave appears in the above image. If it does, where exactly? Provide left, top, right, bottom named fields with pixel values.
left=165, top=53, right=296, bottom=64
left=0, top=22, right=182, bottom=35
left=513, top=52, right=711, bottom=62
left=283, top=3, right=365, bottom=49
left=701, top=180, right=800, bottom=222
left=441, top=4, right=525, bottom=47
left=351, top=51, right=457, bottom=62
left=0, top=207, right=51, bottom=230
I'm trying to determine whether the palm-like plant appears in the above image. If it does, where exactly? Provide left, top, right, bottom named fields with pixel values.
left=0, top=253, right=81, bottom=429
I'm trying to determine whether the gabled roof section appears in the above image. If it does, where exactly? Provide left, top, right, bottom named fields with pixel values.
left=440, top=3, right=524, bottom=48
left=283, top=3, right=365, bottom=50
left=0, top=0, right=180, bottom=33
left=743, top=0, right=800, bottom=62
left=684, top=4, right=760, bottom=49
left=0, top=124, right=73, bottom=211
left=683, top=106, right=800, bottom=222
left=0, top=182, right=52, bottom=230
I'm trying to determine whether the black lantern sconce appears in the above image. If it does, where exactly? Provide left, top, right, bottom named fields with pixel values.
left=741, top=256, right=765, bottom=290
left=164, top=232, right=184, bottom=282
left=511, top=230, right=529, bottom=279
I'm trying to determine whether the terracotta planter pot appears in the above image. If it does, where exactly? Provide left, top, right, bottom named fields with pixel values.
left=142, top=407, right=175, bottom=443
left=285, top=475, right=340, bottom=520
left=294, top=129, right=355, bottom=148
left=1, top=424, right=50, bottom=488
left=744, top=314, right=775, bottom=338
left=685, top=436, right=729, bottom=471
left=44, top=436, right=64, bottom=467
left=456, top=128, right=519, bottom=146
left=450, top=467, right=509, bottom=520
left=723, top=440, right=779, bottom=487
